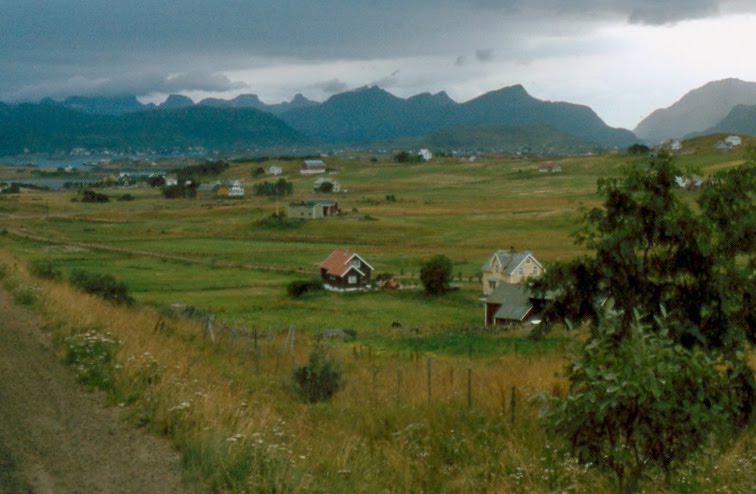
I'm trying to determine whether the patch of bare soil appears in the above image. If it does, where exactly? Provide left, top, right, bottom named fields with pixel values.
left=0, top=287, right=194, bottom=493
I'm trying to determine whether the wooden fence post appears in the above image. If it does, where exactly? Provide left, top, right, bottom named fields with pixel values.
left=467, top=368, right=472, bottom=408
left=511, top=386, right=516, bottom=426
left=397, top=369, right=402, bottom=405
left=427, top=358, right=432, bottom=403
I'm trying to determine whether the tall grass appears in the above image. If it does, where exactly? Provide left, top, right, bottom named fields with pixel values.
left=2, top=252, right=752, bottom=492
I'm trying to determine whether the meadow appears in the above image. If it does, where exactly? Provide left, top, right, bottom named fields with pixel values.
left=0, top=136, right=753, bottom=492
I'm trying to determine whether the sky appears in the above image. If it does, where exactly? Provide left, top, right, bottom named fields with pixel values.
left=2, top=0, right=756, bottom=130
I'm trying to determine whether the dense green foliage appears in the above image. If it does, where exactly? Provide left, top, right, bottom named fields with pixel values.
left=534, top=152, right=754, bottom=350
left=173, top=160, right=229, bottom=181
left=30, top=259, right=62, bottom=280
left=162, top=182, right=197, bottom=199
left=80, top=189, right=109, bottom=203
left=253, top=178, right=293, bottom=196
left=286, top=279, right=323, bottom=298
left=292, top=346, right=344, bottom=403
left=545, top=312, right=733, bottom=493
left=69, top=270, right=134, bottom=305
left=420, top=254, right=453, bottom=296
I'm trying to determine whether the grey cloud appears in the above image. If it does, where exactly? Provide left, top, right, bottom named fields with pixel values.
left=455, top=55, right=468, bottom=67
left=475, top=49, right=494, bottom=63
left=311, top=79, right=350, bottom=94
left=371, top=70, right=401, bottom=88
left=628, top=2, right=719, bottom=25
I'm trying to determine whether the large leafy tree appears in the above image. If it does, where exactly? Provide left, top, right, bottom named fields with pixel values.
left=539, top=153, right=754, bottom=492
left=534, top=152, right=754, bottom=350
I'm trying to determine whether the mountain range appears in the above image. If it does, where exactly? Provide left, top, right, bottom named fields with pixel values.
left=2, top=79, right=755, bottom=157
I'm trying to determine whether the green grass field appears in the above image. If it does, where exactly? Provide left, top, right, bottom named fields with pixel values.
left=0, top=140, right=750, bottom=334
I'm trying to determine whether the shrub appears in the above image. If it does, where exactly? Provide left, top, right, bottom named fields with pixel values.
left=253, top=178, right=293, bottom=197
left=118, top=193, right=135, bottom=201
left=69, top=270, right=134, bottom=305
left=81, top=189, right=109, bottom=203
left=162, top=183, right=197, bottom=199
left=257, top=213, right=303, bottom=229
left=543, top=311, right=733, bottom=493
left=30, top=260, right=62, bottom=280
left=286, top=279, right=322, bottom=298
left=292, top=346, right=344, bottom=403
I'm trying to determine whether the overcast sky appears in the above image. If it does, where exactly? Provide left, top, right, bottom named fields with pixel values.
left=2, top=0, right=756, bottom=129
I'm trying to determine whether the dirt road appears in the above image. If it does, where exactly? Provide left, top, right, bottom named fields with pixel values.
left=0, top=287, right=194, bottom=493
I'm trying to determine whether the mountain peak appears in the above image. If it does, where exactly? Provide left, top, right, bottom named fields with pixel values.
left=634, top=78, right=756, bottom=142
left=160, top=94, right=194, bottom=109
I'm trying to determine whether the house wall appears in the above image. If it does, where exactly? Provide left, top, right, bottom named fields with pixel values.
left=321, top=266, right=372, bottom=291
left=288, top=204, right=321, bottom=219
left=482, top=256, right=542, bottom=295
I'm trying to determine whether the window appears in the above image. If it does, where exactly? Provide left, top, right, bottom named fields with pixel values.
left=348, top=275, right=357, bottom=284
left=350, top=259, right=360, bottom=268
left=489, top=280, right=497, bottom=290
left=518, top=268, right=524, bottom=275
left=525, top=258, right=531, bottom=264
left=532, top=267, right=538, bottom=275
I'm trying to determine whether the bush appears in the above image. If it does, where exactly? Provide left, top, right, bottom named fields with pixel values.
left=30, top=260, right=62, bottom=280
left=257, top=213, right=303, bottom=229
left=162, top=183, right=197, bottom=199
left=118, top=193, right=135, bottom=201
left=253, top=178, right=293, bottom=197
left=81, top=189, right=109, bottom=203
left=292, top=346, right=344, bottom=403
left=286, top=279, right=322, bottom=298
left=69, top=270, right=134, bottom=305
left=543, top=311, right=733, bottom=493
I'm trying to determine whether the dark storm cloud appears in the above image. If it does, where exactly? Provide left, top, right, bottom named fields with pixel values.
left=0, top=0, right=752, bottom=101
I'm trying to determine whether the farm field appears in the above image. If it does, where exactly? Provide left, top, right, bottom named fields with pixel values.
left=0, top=138, right=753, bottom=493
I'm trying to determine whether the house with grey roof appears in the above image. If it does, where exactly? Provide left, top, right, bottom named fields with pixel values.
left=484, top=283, right=537, bottom=326
left=300, top=159, right=327, bottom=175
left=481, top=250, right=543, bottom=295
left=287, top=200, right=340, bottom=219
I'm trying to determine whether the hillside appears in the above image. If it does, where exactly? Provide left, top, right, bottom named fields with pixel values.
left=0, top=104, right=308, bottom=155
left=634, top=78, right=756, bottom=143
left=705, top=104, right=756, bottom=135
left=386, top=122, right=597, bottom=155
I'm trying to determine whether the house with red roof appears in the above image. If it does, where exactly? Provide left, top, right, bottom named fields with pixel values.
left=320, top=249, right=374, bottom=291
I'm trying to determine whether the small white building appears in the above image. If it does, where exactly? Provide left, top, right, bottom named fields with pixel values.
left=725, top=135, right=742, bottom=147
left=228, top=180, right=245, bottom=197
left=164, top=176, right=178, bottom=186
left=269, top=165, right=283, bottom=176
left=667, top=140, right=683, bottom=152
left=418, top=149, right=433, bottom=161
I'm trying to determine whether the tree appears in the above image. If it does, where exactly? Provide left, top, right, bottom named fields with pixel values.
left=420, top=255, right=453, bottom=296
left=533, top=151, right=754, bottom=435
left=544, top=311, right=733, bottom=494
left=533, top=152, right=754, bottom=350
left=292, top=346, right=344, bottom=403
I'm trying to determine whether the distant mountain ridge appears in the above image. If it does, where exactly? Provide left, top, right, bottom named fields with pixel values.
left=0, top=103, right=307, bottom=155
left=0, top=84, right=637, bottom=155
left=278, top=84, right=635, bottom=148
left=634, top=78, right=756, bottom=142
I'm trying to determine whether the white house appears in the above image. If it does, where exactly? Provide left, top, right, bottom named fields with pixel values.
left=164, top=176, right=178, bottom=186
left=667, top=140, right=683, bottom=152
left=228, top=180, right=245, bottom=197
left=269, top=165, right=283, bottom=176
left=418, top=149, right=433, bottom=161
left=725, top=135, right=742, bottom=147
